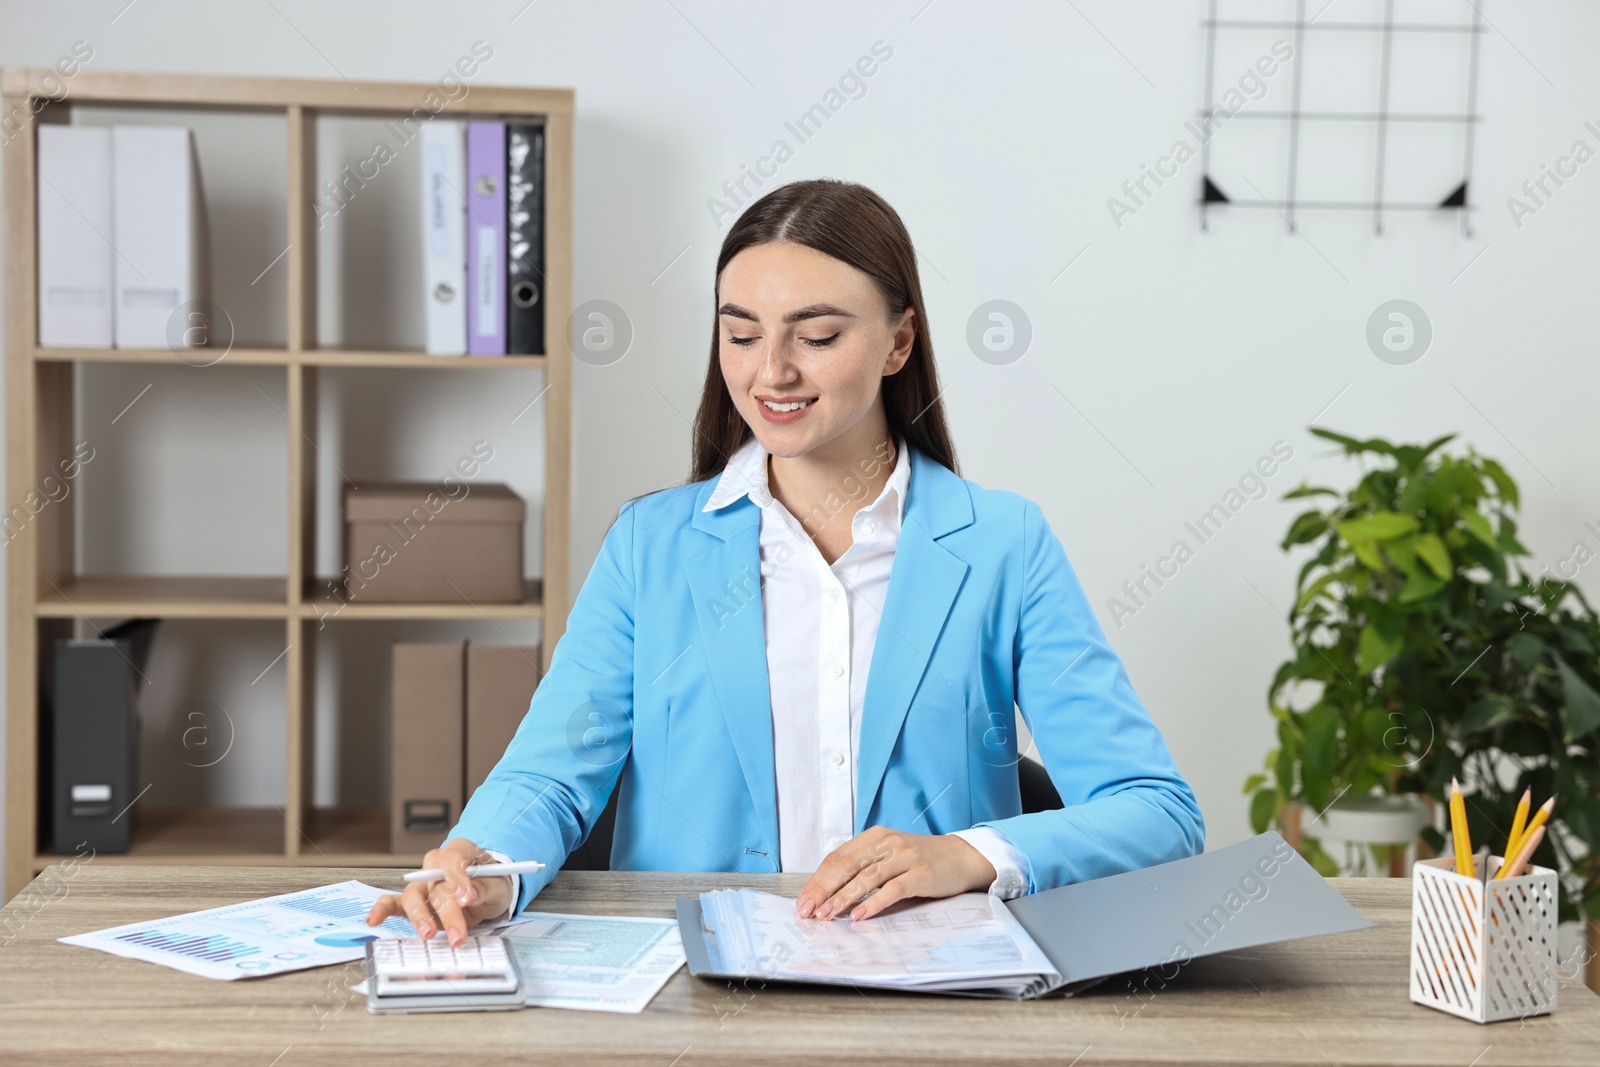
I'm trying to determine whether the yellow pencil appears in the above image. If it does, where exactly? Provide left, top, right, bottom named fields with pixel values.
left=1494, top=788, right=1530, bottom=878
left=1449, top=777, right=1473, bottom=877
left=1505, top=788, right=1530, bottom=859
left=1495, top=794, right=1555, bottom=880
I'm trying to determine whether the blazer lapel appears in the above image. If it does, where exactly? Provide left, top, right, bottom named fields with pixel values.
left=684, top=490, right=778, bottom=855
left=854, top=448, right=974, bottom=831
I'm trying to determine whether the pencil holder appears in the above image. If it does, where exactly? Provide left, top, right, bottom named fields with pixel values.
left=1410, top=854, right=1558, bottom=1023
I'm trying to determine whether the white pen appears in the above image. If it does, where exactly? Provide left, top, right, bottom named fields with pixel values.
left=402, top=860, right=546, bottom=884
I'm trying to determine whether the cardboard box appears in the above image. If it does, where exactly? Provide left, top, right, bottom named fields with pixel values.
left=390, top=642, right=465, bottom=853
left=466, top=644, right=542, bottom=794
left=344, top=482, right=524, bottom=603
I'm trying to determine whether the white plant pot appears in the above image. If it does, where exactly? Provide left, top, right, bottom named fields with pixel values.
left=1311, top=793, right=1431, bottom=846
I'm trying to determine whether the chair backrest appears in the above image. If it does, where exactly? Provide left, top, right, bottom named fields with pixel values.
left=1018, top=756, right=1062, bottom=814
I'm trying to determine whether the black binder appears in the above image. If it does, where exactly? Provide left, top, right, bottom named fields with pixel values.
left=50, top=618, right=158, bottom=854
left=507, top=120, right=545, bottom=355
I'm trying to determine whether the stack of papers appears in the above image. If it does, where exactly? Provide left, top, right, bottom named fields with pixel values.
left=698, top=888, right=1061, bottom=997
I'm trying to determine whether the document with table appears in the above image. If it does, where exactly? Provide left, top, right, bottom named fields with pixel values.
left=678, top=832, right=1375, bottom=999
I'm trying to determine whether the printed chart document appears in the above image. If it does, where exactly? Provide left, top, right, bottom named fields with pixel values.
left=502, top=913, right=685, bottom=1012
left=60, top=880, right=414, bottom=980
left=699, top=888, right=1060, bottom=997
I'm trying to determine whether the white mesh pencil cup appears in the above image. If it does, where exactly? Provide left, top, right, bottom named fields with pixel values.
left=1410, top=854, right=1558, bottom=1023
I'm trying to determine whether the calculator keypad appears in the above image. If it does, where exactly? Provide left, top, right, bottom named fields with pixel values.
left=373, top=934, right=519, bottom=996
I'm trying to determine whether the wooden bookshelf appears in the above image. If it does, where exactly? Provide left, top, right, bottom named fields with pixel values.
left=3, top=68, right=574, bottom=898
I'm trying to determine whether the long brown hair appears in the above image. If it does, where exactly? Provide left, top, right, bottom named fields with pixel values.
left=689, top=179, right=959, bottom=483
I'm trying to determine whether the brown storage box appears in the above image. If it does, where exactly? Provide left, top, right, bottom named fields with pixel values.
left=466, top=644, right=543, bottom=795
left=390, top=642, right=465, bottom=853
left=344, top=482, right=524, bottom=603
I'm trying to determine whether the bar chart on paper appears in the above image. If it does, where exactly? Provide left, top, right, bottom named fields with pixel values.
left=61, top=881, right=416, bottom=980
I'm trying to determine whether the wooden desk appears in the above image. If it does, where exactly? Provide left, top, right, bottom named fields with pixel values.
left=1, top=865, right=1597, bottom=1065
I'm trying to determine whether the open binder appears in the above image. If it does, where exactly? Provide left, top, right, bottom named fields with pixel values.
left=676, top=832, right=1374, bottom=999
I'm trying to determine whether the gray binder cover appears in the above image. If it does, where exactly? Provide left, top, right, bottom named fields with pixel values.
left=675, top=831, right=1374, bottom=999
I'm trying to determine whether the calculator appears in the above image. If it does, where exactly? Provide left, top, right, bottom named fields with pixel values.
left=364, top=934, right=525, bottom=1014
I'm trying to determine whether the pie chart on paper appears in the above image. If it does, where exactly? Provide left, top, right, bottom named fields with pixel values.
left=314, top=933, right=379, bottom=948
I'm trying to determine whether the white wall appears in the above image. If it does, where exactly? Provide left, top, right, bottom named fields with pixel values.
left=3, top=0, right=1597, bottom=896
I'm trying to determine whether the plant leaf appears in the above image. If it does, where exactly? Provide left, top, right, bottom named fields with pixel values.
left=1351, top=538, right=1387, bottom=571
left=1283, top=484, right=1341, bottom=501
left=1249, top=789, right=1279, bottom=834
left=1300, top=710, right=1338, bottom=812
left=1506, top=632, right=1546, bottom=671
left=1459, top=508, right=1496, bottom=547
left=1414, top=533, right=1452, bottom=579
left=1419, top=433, right=1457, bottom=459
left=1399, top=571, right=1446, bottom=603
left=1460, top=695, right=1518, bottom=735
left=1283, top=510, right=1330, bottom=548
left=1556, top=656, right=1600, bottom=742
left=1480, top=456, right=1520, bottom=508
left=1339, top=512, right=1420, bottom=542
left=1387, top=536, right=1420, bottom=577
left=1296, top=571, right=1341, bottom=613
left=1359, top=624, right=1403, bottom=672
left=1308, top=427, right=1367, bottom=452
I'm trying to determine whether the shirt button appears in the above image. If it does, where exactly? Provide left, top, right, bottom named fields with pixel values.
left=831, top=664, right=844, bottom=678
left=830, top=752, right=846, bottom=767
left=860, top=521, right=876, bottom=536
left=830, top=588, right=841, bottom=600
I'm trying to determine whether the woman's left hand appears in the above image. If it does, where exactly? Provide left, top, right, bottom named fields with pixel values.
left=796, top=826, right=997, bottom=922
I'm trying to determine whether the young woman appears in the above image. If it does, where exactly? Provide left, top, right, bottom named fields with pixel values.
left=368, top=179, right=1203, bottom=945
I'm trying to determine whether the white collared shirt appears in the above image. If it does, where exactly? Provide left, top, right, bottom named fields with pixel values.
left=701, top=434, right=1031, bottom=898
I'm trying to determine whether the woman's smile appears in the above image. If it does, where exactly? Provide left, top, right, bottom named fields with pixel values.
left=757, top=394, right=818, bottom=422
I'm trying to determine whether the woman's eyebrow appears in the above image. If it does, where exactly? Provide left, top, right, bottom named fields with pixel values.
left=716, top=302, right=855, bottom=323
left=784, top=304, right=854, bottom=324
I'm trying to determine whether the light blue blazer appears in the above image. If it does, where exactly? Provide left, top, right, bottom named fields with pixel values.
left=451, top=446, right=1205, bottom=914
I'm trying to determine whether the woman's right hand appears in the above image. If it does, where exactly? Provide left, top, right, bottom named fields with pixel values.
left=364, top=837, right=514, bottom=945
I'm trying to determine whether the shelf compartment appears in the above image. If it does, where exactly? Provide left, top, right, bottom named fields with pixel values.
left=37, top=576, right=290, bottom=618
left=33, top=806, right=286, bottom=867
left=300, top=578, right=544, bottom=620
left=35, top=347, right=546, bottom=369
left=31, top=807, right=423, bottom=872
left=300, top=351, right=546, bottom=369
left=298, top=805, right=417, bottom=867
left=35, top=346, right=290, bottom=365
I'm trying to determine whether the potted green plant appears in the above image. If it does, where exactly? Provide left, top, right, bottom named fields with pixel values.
left=1246, top=430, right=1600, bottom=963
